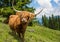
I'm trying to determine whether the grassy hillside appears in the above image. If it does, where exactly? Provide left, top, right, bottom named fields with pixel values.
left=0, top=18, right=60, bottom=42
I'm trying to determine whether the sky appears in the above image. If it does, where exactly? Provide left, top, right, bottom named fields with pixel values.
left=29, top=0, right=60, bottom=18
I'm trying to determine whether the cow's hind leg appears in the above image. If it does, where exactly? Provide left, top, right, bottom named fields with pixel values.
left=10, top=27, right=16, bottom=35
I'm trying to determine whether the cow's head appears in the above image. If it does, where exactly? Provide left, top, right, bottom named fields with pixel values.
left=19, top=9, right=43, bottom=24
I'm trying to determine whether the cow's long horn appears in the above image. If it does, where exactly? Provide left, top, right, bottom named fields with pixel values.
left=35, top=9, right=43, bottom=16
left=12, top=0, right=21, bottom=12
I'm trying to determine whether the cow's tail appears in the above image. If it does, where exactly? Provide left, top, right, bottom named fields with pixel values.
left=3, top=18, right=9, bottom=24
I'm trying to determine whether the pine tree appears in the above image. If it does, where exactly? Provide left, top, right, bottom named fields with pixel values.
left=51, top=14, right=55, bottom=29
left=48, top=16, right=52, bottom=28
left=42, top=15, right=48, bottom=27
left=0, top=0, right=35, bottom=17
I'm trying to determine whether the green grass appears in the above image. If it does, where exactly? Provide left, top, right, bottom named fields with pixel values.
left=0, top=18, right=60, bottom=42
left=0, top=17, right=6, bottom=22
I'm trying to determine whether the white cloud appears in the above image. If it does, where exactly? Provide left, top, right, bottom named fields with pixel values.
left=54, top=0, right=60, bottom=6
left=35, top=0, right=60, bottom=18
left=53, top=0, right=60, bottom=16
left=35, top=0, right=52, bottom=8
left=54, top=0, right=59, bottom=3
left=35, top=8, right=53, bottom=18
left=53, top=7, right=60, bottom=15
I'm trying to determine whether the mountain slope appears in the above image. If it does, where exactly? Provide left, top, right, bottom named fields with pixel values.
left=0, top=22, right=60, bottom=42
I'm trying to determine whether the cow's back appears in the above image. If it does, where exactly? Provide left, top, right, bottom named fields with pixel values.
left=9, top=15, right=21, bottom=29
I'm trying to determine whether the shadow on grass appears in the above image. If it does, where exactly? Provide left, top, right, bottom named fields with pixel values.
left=0, top=20, right=2, bottom=22
left=9, top=32, right=21, bottom=42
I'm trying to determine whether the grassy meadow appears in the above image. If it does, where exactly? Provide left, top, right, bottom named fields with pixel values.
left=0, top=17, right=60, bottom=42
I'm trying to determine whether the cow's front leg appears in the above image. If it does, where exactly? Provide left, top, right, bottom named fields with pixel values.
left=19, top=33, right=25, bottom=42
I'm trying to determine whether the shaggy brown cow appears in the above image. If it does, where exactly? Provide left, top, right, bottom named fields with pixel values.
left=8, top=0, right=43, bottom=42
left=8, top=14, right=34, bottom=42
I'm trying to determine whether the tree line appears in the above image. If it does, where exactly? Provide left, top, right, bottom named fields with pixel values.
left=42, top=14, right=60, bottom=30
left=0, top=0, right=35, bottom=17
